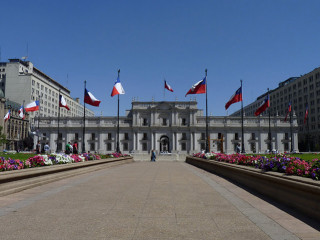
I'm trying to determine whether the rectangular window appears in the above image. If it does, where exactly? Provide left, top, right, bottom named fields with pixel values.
left=182, top=118, right=186, bottom=125
left=123, top=142, right=128, bottom=151
left=107, top=133, right=112, bottom=140
left=107, top=143, right=112, bottom=151
left=284, top=133, right=289, bottom=140
left=75, top=133, right=79, bottom=140
left=90, top=143, right=95, bottom=151
left=201, top=133, right=205, bottom=140
left=91, top=133, right=95, bottom=140
left=124, top=133, right=129, bottom=140
left=181, top=133, right=187, bottom=140
left=143, top=133, right=148, bottom=140
left=235, top=133, right=239, bottom=140
left=142, top=143, right=147, bottom=151
left=143, top=118, right=148, bottom=126
left=181, top=142, right=186, bottom=151
left=251, top=133, right=255, bottom=140
left=162, top=118, right=167, bottom=126
left=200, top=143, right=205, bottom=151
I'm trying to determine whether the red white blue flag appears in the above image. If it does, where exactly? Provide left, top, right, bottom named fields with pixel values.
left=254, top=95, right=270, bottom=116
left=18, top=105, right=25, bottom=120
left=25, top=100, right=40, bottom=112
left=84, top=88, right=101, bottom=107
left=225, top=86, right=242, bottom=110
left=304, top=104, right=309, bottom=124
left=111, top=77, right=125, bottom=97
left=4, top=110, right=10, bottom=122
left=59, top=95, right=70, bottom=110
left=185, top=77, right=206, bottom=96
left=284, top=101, right=291, bottom=122
left=164, top=80, right=174, bottom=92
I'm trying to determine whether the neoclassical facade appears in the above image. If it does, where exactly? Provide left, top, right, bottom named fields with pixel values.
left=35, top=101, right=299, bottom=155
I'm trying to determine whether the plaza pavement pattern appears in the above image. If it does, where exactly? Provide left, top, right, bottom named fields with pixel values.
left=0, top=161, right=319, bottom=240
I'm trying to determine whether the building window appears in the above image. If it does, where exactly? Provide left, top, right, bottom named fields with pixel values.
left=58, top=133, right=62, bottom=140
left=75, top=133, right=79, bottom=140
left=107, top=143, right=112, bottom=151
left=123, top=142, right=128, bottom=151
left=143, top=118, right=148, bottom=126
left=90, top=143, right=95, bottom=151
left=142, top=133, right=148, bottom=140
left=91, top=133, right=95, bottom=140
left=182, top=118, right=186, bottom=125
left=201, top=133, right=205, bottom=140
left=181, top=133, right=187, bottom=140
left=250, top=143, right=256, bottom=153
left=107, top=133, right=112, bottom=140
left=284, top=143, right=289, bottom=151
left=200, top=143, right=205, bottom=151
left=124, top=133, right=129, bottom=140
left=142, top=143, right=147, bottom=151
left=284, top=133, right=289, bottom=140
left=235, top=133, right=239, bottom=140
left=251, top=133, right=256, bottom=140
left=162, top=118, right=167, bottom=126
left=181, top=142, right=186, bottom=151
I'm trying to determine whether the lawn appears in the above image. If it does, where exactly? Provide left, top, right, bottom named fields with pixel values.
left=0, top=152, right=37, bottom=161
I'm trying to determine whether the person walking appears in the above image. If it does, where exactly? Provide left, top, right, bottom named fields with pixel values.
left=44, top=142, right=50, bottom=154
left=65, top=142, right=72, bottom=154
left=151, top=150, right=156, bottom=162
left=36, top=141, right=41, bottom=154
left=73, top=142, right=78, bottom=154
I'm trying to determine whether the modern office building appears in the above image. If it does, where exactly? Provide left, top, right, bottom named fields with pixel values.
left=0, top=59, right=94, bottom=125
left=232, top=66, right=320, bottom=151
left=35, top=100, right=298, bottom=158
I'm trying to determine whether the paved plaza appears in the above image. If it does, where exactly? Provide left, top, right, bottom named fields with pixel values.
left=0, top=161, right=319, bottom=240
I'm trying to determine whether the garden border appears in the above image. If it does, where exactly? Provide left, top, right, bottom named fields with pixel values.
left=0, top=157, right=133, bottom=196
left=186, top=156, right=320, bottom=222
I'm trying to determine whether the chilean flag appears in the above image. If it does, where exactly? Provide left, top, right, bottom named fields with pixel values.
left=4, top=110, right=10, bottom=122
left=225, top=87, right=242, bottom=110
left=164, top=80, right=174, bottom=92
left=185, top=77, right=206, bottom=96
left=18, top=105, right=25, bottom=120
left=304, top=104, right=309, bottom=124
left=84, top=88, right=101, bottom=107
left=284, top=101, right=291, bottom=122
left=25, top=100, right=40, bottom=112
left=59, top=95, right=70, bottom=110
left=254, top=95, right=270, bottom=116
left=111, top=77, right=125, bottom=97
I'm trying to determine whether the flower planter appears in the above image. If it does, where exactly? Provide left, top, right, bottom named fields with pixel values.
left=186, top=156, right=320, bottom=222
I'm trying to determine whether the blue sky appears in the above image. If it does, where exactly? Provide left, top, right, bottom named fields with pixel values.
left=1, top=0, right=320, bottom=116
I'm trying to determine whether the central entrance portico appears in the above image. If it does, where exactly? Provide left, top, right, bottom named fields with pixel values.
left=160, top=135, right=170, bottom=153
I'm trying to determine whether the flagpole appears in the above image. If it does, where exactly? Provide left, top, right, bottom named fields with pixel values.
left=267, top=88, right=272, bottom=152
left=82, top=81, right=86, bottom=153
left=241, top=80, right=245, bottom=153
left=22, top=100, right=25, bottom=151
left=57, top=89, right=61, bottom=152
left=290, top=99, right=293, bottom=153
left=116, top=69, right=120, bottom=153
left=205, top=69, right=209, bottom=153
left=163, top=79, right=165, bottom=100
left=306, top=103, right=310, bottom=152
left=38, top=94, right=41, bottom=144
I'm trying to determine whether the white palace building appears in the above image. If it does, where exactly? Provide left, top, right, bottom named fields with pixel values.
left=35, top=100, right=299, bottom=159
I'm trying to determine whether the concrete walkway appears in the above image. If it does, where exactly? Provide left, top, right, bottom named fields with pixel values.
left=0, top=161, right=319, bottom=240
